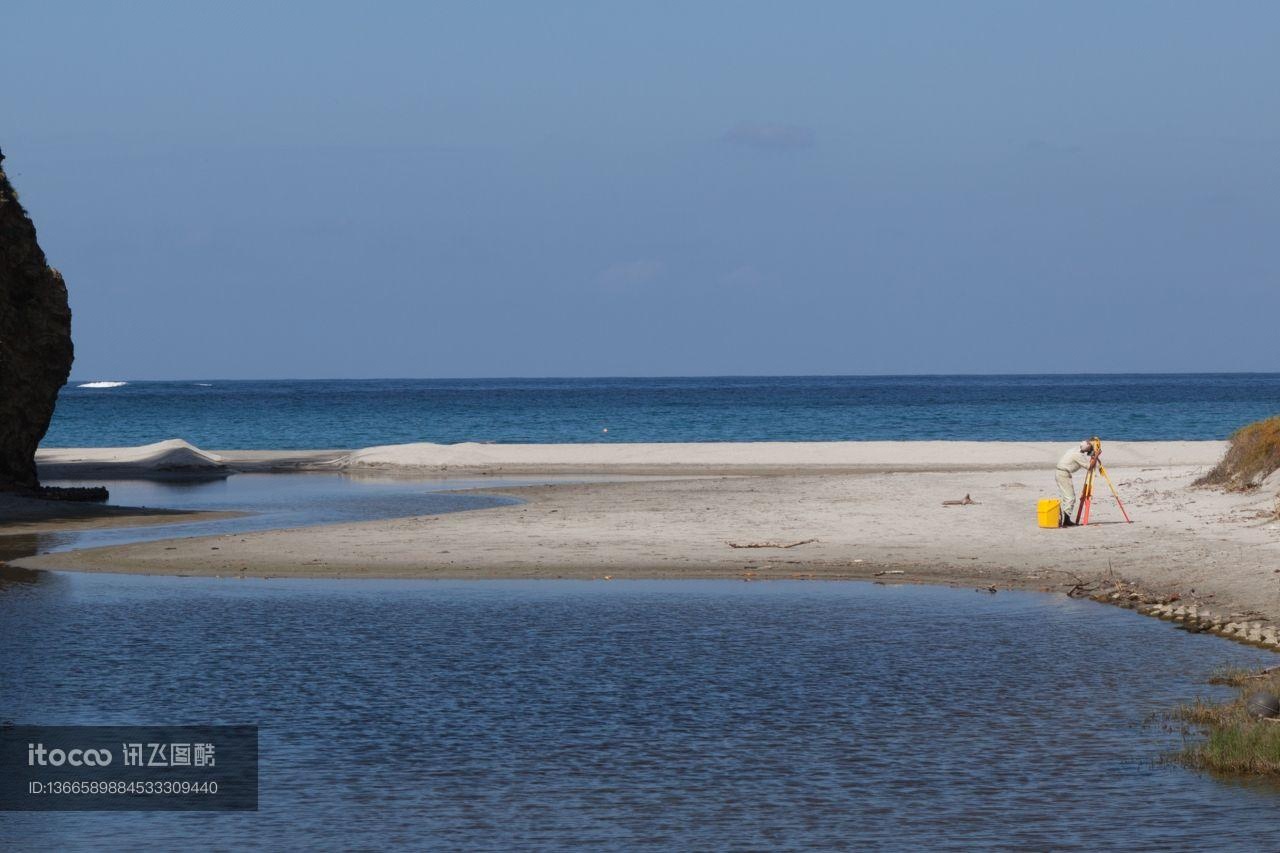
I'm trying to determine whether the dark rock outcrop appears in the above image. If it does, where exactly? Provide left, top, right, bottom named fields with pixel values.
left=0, top=148, right=74, bottom=491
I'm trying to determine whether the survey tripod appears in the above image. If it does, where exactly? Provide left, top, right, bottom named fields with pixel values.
left=1075, top=439, right=1133, bottom=525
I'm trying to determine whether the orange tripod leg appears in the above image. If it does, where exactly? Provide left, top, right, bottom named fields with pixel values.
left=1096, top=464, right=1132, bottom=523
left=1077, top=467, right=1096, bottom=525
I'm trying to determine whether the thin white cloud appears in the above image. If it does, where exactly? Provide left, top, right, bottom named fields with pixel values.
left=720, top=265, right=765, bottom=287
left=722, top=122, right=816, bottom=151
left=596, top=259, right=666, bottom=290
left=1022, top=138, right=1083, bottom=155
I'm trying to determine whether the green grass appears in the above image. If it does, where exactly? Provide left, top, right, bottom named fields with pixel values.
left=1171, top=667, right=1280, bottom=776
left=1207, top=665, right=1260, bottom=687
left=1196, top=415, right=1280, bottom=491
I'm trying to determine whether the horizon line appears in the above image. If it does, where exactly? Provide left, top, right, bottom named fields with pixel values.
left=66, top=370, right=1280, bottom=384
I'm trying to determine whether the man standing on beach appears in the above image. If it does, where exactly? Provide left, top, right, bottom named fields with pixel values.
left=1055, top=439, right=1098, bottom=527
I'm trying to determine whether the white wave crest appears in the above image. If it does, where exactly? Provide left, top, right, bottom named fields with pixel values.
left=77, top=381, right=128, bottom=389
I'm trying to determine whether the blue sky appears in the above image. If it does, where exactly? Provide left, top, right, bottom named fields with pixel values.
left=3, top=1, right=1278, bottom=379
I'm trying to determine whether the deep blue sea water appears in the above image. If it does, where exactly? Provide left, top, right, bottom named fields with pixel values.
left=45, top=374, right=1280, bottom=448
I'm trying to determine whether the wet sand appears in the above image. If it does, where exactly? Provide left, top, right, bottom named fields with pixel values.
left=14, top=441, right=1280, bottom=624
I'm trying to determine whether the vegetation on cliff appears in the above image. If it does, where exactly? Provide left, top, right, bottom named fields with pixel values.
left=1195, top=415, right=1280, bottom=494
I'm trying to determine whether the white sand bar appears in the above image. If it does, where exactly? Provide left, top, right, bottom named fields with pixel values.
left=37, top=439, right=228, bottom=477
left=36, top=439, right=1226, bottom=477
left=19, top=437, right=1280, bottom=626
left=337, top=440, right=1225, bottom=471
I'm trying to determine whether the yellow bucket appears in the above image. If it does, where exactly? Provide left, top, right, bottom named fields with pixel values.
left=1037, top=499, right=1061, bottom=528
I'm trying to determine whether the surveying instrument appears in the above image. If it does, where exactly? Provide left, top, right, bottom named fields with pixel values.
left=1075, top=437, right=1132, bottom=525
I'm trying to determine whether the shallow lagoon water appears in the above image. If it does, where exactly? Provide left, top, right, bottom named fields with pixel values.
left=2, top=575, right=1277, bottom=849
left=0, top=473, right=548, bottom=561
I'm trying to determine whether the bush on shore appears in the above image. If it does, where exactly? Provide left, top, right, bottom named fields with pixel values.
left=1171, top=667, right=1280, bottom=776
left=1195, top=415, right=1280, bottom=492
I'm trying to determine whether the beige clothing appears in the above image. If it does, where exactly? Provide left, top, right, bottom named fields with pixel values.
left=1056, top=448, right=1093, bottom=473
left=1055, top=447, right=1095, bottom=518
left=1056, top=468, right=1077, bottom=517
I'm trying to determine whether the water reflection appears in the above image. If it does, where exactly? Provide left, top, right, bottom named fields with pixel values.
left=0, top=561, right=45, bottom=587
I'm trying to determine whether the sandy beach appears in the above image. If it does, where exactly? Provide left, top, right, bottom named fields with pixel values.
left=34, top=437, right=1228, bottom=476
left=12, top=439, right=1280, bottom=624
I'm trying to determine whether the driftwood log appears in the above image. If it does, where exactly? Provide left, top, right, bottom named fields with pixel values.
left=727, top=538, right=819, bottom=549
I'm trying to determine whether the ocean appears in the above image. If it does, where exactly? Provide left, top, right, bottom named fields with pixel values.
left=45, top=373, right=1280, bottom=448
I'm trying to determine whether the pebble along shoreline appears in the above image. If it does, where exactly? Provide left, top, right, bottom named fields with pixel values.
left=1095, top=586, right=1280, bottom=653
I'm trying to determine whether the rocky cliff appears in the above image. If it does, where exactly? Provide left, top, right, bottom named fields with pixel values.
left=0, top=148, right=74, bottom=491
